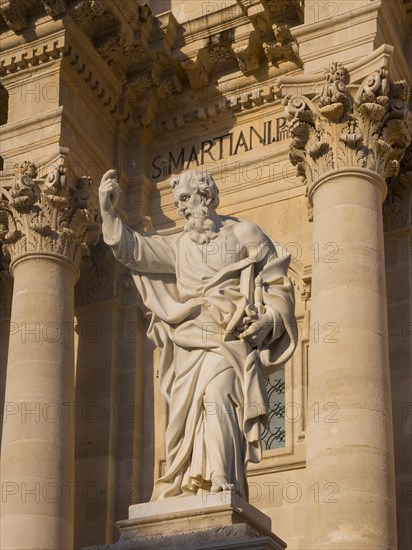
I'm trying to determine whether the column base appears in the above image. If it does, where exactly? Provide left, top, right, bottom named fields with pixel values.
left=83, top=491, right=286, bottom=550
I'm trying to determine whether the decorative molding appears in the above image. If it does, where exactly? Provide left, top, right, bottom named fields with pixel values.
left=129, top=69, right=156, bottom=97
left=0, top=161, right=100, bottom=269
left=264, top=24, right=301, bottom=68
left=154, top=73, right=183, bottom=100
left=95, top=32, right=127, bottom=84
left=157, top=98, right=231, bottom=132
left=41, top=0, right=66, bottom=17
left=68, top=0, right=115, bottom=27
left=64, top=44, right=120, bottom=114
left=120, top=34, right=147, bottom=63
left=0, top=0, right=26, bottom=31
left=228, top=84, right=278, bottom=112
left=204, top=31, right=236, bottom=65
left=154, top=83, right=280, bottom=132
left=283, top=62, right=412, bottom=205
left=0, top=35, right=67, bottom=75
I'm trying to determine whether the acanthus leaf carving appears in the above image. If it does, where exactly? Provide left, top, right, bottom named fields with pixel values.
left=284, top=62, right=412, bottom=213
left=95, top=32, right=127, bottom=84
left=129, top=69, right=156, bottom=97
left=263, top=24, right=301, bottom=68
left=69, top=0, right=115, bottom=27
left=154, top=73, right=183, bottom=100
left=41, top=0, right=66, bottom=17
left=0, top=162, right=100, bottom=268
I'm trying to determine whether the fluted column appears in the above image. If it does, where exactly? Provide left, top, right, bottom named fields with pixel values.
left=284, top=64, right=411, bottom=549
left=0, top=162, right=99, bottom=550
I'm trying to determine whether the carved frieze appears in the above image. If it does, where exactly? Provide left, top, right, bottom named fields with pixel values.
left=129, top=69, right=157, bottom=97
left=154, top=74, right=183, bottom=100
left=69, top=0, right=115, bottom=27
left=41, top=0, right=66, bottom=17
left=0, top=0, right=27, bottom=31
left=95, top=32, right=127, bottom=84
left=0, top=162, right=100, bottom=268
left=284, top=63, right=412, bottom=199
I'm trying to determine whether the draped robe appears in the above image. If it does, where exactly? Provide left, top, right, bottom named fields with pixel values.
left=103, top=216, right=297, bottom=500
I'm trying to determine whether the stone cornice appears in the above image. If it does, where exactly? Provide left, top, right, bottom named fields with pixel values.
left=0, top=1, right=305, bottom=130
left=282, top=55, right=412, bottom=216
left=0, top=160, right=100, bottom=268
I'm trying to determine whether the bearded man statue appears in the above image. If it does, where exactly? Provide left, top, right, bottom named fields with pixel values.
left=99, top=168, right=297, bottom=501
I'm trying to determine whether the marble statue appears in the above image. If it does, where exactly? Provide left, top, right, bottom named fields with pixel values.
left=99, top=169, right=297, bottom=501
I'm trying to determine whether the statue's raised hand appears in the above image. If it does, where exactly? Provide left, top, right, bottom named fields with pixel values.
left=99, top=169, right=120, bottom=214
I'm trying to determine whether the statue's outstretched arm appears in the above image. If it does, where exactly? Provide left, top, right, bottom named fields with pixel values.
left=99, top=169, right=121, bottom=237
left=99, top=170, right=175, bottom=273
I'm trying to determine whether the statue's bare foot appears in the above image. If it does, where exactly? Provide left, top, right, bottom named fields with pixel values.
left=210, top=477, right=235, bottom=493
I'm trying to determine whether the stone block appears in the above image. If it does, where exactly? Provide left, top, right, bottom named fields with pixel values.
left=84, top=491, right=286, bottom=550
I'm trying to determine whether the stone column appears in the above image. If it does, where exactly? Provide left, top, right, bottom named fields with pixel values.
left=283, top=65, right=411, bottom=549
left=0, top=162, right=99, bottom=550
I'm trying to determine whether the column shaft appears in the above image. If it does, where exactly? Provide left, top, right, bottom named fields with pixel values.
left=1, top=255, right=78, bottom=550
left=306, top=169, right=397, bottom=549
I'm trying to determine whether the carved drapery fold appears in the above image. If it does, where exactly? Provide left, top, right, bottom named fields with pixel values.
left=0, top=161, right=100, bottom=269
left=283, top=63, right=412, bottom=214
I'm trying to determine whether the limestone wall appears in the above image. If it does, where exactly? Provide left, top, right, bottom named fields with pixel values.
left=0, top=1, right=411, bottom=549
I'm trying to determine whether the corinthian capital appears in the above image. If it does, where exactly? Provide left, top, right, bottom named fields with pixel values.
left=283, top=62, right=412, bottom=202
left=0, top=162, right=100, bottom=269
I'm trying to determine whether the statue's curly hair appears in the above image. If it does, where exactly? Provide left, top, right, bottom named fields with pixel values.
left=170, top=170, right=220, bottom=209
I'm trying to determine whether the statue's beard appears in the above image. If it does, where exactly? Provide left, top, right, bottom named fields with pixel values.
left=183, top=202, right=218, bottom=245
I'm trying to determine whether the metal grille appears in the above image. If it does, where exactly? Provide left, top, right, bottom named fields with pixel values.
left=261, top=369, right=285, bottom=450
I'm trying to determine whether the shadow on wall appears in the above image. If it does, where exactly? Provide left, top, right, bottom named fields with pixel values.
left=73, top=239, right=151, bottom=548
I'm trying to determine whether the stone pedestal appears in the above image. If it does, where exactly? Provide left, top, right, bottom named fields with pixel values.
left=84, top=492, right=286, bottom=550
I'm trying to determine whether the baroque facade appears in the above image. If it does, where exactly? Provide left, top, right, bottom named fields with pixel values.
left=0, top=1, right=411, bottom=549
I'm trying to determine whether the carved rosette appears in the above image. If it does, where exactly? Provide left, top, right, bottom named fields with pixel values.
left=284, top=63, right=412, bottom=207
left=0, top=162, right=100, bottom=270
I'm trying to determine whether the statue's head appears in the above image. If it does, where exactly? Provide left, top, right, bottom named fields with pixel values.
left=170, top=170, right=220, bottom=244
